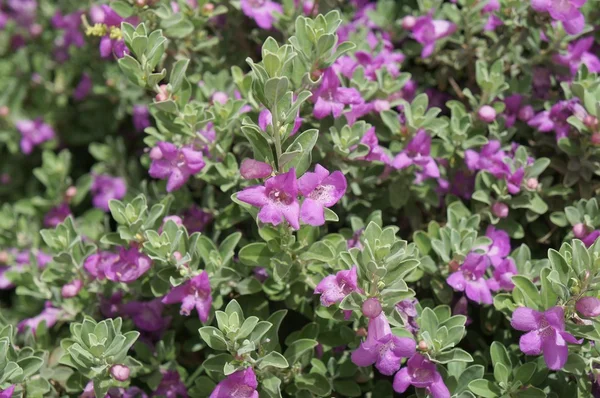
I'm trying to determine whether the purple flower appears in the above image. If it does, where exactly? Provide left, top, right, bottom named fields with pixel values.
left=162, top=272, right=212, bottom=322
left=582, top=230, right=600, bottom=247
left=511, top=306, right=582, bottom=370
left=84, top=251, right=118, bottom=280
left=298, top=164, right=347, bottom=226
left=356, top=127, right=391, bottom=164
left=393, top=354, right=451, bottom=398
left=149, top=142, right=206, bottom=192
left=447, top=253, right=493, bottom=305
left=465, top=140, right=507, bottom=178
left=485, top=226, right=511, bottom=266
left=240, top=0, right=282, bottom=30
left=237, top=169, right=300, bottom=230
left=453, top=296, right=472, bottom=325
left=91, top=174, right=127, bottom=211
left=181, top=206, right=213, bottom=233
left=528, top=99, right=578, bottom=141
left=0, top=386, right=15, bottom=398
left=487, top=258, right=518, bottom=291
left=554, top=37, right=600, bottom=76
left=253, top=267, right=269, bottom=282
left=105, top=247, right=152, bottom=284
left=133, top=105, right=151, bottom=132
left=396, top=299, right=420, bottom=334
left=352, top=49, right=405, bottom=80
left=90, top=5, right=137, bottom=59
left=73, top=73, right=92, bottom=101
left=362, top=298, right=383, bottom=319
left=240, top=158, right=273, bottom=180
left=110, top=364, right=131, bottom=382
left=392, top=130, right=440, bottom=182
left=315, top=265, right=360, bottom=307
left=531, top=0, right=586, bottom=35
left=62, top=279, right=83, bottom=298
left=122, top=299, right=168, bottom=332
left=17, top=302, right=62, bottom=334
left=351, top=313, right=416, bottom=375
left=503, top=94, right=534, bottom=127
left=210, top=367, right=259, bottom=398
left=52, top=10, right=84, bottom=62
left=43, top=203, right=71, bottom=228
left=16, top=118, right=55, bottom=154
left=312, top=68, right=363, bottom=120
left=153, top=370, right=188, bottom=398
left=408, top=13, right=456, bottom=58
left=576, top=297, right=600, bottom=317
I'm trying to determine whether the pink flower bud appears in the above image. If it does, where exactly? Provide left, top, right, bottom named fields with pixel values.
left=402, top=16, right=416, bottom=30
left=240, top=159, right=273, bottom=180
left=478, top=105, right=496, bottom=123
left=418, top=340, right=428, bottom=351
left=212, top=91, right=228, bottom=105
left=362, top=298, right=382, bottom=319
left=591, top=133, right=600, bottom=145
left=373, top=100, right=391, bottom=112
left=492, top=202, right=508, bottom=218
left=584, top=115, right=599, bottom=129
left=203, top=3, right=215, bottom=13
left=526, top=178, right=538, bottom=190
left=573, top=223, right=588, bottom=239
left=110, top=364, right=130, bottom=381
left=517, top=105, right=534, bottom=122
left=65, top=186, right=77, bottom=201
left=173, top=251, right=182, bottom=261
left=575, top=297, right=600, bottom=317
left=61, top=280, right=83, bottom=298
left=0, top=106, right=9, bottom=117
left=156, top=85, right=169, bottom=102
left=30, top=24, right=43, bottom=37
left=149, top=146, right=163, bottom=160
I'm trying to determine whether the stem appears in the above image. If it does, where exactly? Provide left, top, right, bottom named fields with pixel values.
left=272, top=105, right=283, bottom=172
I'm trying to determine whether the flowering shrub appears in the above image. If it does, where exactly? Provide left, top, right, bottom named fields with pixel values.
left=2, top=0, right=600, bottom=397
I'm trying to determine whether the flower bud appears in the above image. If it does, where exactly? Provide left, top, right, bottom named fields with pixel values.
left=61, top=280, right=83, bottom=298
left=418, top=340, right=428, bottom=351
left=591, top=133, right=600, bottom=145
left=110, top=364, right=130, bottom=381
left=155, top=85, right=169, bottom=102
left=361, top=298, right=382, bottom=319
left=356, top=327, right=367, bottom=337
left=402, top=16, right=416, bottom=30
left=65, top=186, right=77, bottom=201
left=0, top=251, right=8, bottom=264
left=526, top=178, right=538, bottom=190
left=448, top=259, right=460, bottom=273
left=0, top=106, right=9, bottom=117
left=149, top=146, right=163, bottom=160
left=584, top=115, right=598, bottom=129
left=517, top=105, right=534, bottom=122
left=202, top=3, right=215, bottom=13
left=212, top=91, right=228, bottom=105
left=478, top=105, right=497, bottom=123
left=492, top=202, right=509, bottom=218
left=575, top=297, right=600, bottom=317
left=173, top=251, right=182, bottom=261
left=373, top=100, right=391, bottom=112
left=240, top=159, right=273, bottom=180
left=573, top=223, right=588, bottom=239
left=29, top=24, right=43, bottom=37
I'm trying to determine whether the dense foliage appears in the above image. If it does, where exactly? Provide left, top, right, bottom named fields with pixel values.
left=2, top=0, right=600, bottom=397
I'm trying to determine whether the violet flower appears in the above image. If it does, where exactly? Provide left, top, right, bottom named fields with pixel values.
left=52, top=10, right=84, bottom=62
left=62, top=279, right=83, bottom=298
left=482, top=0, right=503, bottom=31
left=407, top=13, right=456, bottom=58
left=153, top=370, right=188, bottom=398
left=240, top=158, right=273, bottom=180
left=209, top=367, right=259, bottom=398
left=181, top=206, right=213, bottom=233
left=133, top=105, right=151, bottom=132
left=122, top=299, right=168, bottom=333
left=528, top=99, right=578, bottom=141
left=352, top=49, right=405, bottom=80
left=575, top=297, right=600, bottom=317
left=393, top=354, right=451, bottom=398
left=392, top=130, right=440, bottom=182
left=312, top=68, right=363, bottom=120
left=162, top=272, right=212, bottom=322
left=84, top=251, right=119, bottom=280
left=447, top=253, right=493, bottom=305
left=240, top=0, right=283, bottom=30
left=73, top=73, right=92, bottom=101
left=396, top=299, right=420, bottom=334
left=511, top=306, right=581, bottom=370
left=297, top=164, right=347, bottom=226
left=487, top=258, right=518, bottom=291
left=553, top=37, right=600, bottom=76
left=314, top=265, right=360, bottom=307
left=351, top=313, right=416, bottom=375
left=91, top=174, right=127, bottom=212
left=465, top=140, right=507, bottom=178
left=149, top=142, right=206, bottom=192
left=0, top=386, right=15, bottom=398
left=17, top=302, right=62, bottom=334
left=16, top=118, right=55, bottom=154
left=105, top=247, right=152, bottom=284
left=485, top=226, right=511, bottom=266
left=43, top=203, right=71, bottom=228
left=258, top=108, right=302, bottom=136
left=356, top=127, right=391, bottom=164
left=531, top=0, right=586, bottom=35
left=90, top=5, right=137, bottom=59
left=237, top=169, right=300, bottom=230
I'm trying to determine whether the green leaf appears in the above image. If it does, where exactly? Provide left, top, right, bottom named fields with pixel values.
left=111, top=1, right=134, bottom=18
left=170, top=59, right=190, bottom=93
left=283, top=339, right=317, bottom=364
left=468, top=379, right=501, bottom=398
left=295, top=373, right=331, bottom=396
left=241, top=124, right=275, bottom=163
left=264, top=77, right=289, bottom=108
left=333, top=380, right=362, bottom=397
left=282, top=129, right=318, bottom=176
left=490, top=342, right=511, bottom=368
left=238, top=243, right=271, bottom=266
left=512, top=275, right=541, bottom=309
left=433, top=348, right=473, bottom=364
left=199, top=327, right=228, bottom=351
left=258, top=351, right=289, bottom=369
